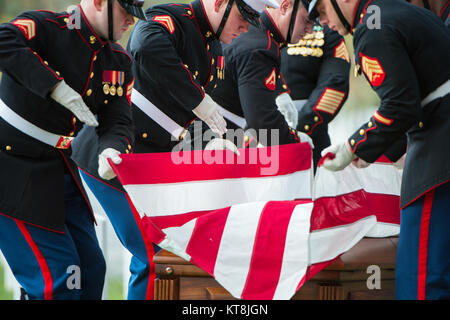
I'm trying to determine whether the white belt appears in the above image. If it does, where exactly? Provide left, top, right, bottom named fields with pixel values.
left=217, top=105, right=246, bottom=129
left=132, top=89, right=248, bottom=137
left=131, top=88, right=185, bottom=140
left=421, top=78, right=450, bottom=107
left=0, top=98, right=73, bottom=149
left=293, top=99, right=308, bottom=111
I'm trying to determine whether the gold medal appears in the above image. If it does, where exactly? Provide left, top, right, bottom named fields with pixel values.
left=103, top=83, right=110, bottom=95
left=117, top=86, right=123, bottom=97
left=109, top=85, right=116, bottom=96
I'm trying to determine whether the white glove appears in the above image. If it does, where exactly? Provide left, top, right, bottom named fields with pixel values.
left=321, top=142, right=356, bottom=171
left=192, top=94, right=227, bottom=136
left=352, top=157, right=370, bottom=169
left=205, top=138, right=240, bottom=155
left=98, top=148, right=122, bottom=180
left=50, top=80, right=99, bottom=127
left=297, top=131, right=314, bottom=149
left=276, top=93, right=298, bottom=128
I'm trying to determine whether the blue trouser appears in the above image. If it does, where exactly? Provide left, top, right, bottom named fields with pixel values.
left=79, top=169, right=157, bottom=300
left=396, top=181, right=450, bottom=299
left=0, top=173, right=106, bottom=300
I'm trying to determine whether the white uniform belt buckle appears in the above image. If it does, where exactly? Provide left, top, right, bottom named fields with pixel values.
left=55, top=136, right=74, bottom=149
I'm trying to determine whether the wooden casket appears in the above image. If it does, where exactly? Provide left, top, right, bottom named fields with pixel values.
left=153, top=237, right=398, bottom=300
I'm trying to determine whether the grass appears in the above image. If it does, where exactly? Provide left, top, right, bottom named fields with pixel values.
left=0, top=263, right=14, bottom=300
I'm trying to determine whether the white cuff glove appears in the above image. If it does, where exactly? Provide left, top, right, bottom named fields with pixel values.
left=205, top=138, right=240, bottom=155
left=297, top=131, right=314, bottom=149
left=98, top=148, right=122, bottom=180
left=276, top=93, right=298, bottom=129
left=192, top=94, right=227, bottom=136
left=393, top=154, right=406, bottom=170
left=50, top=80, right=99, bottom=127
left=321, top=142, right=356, bottom=171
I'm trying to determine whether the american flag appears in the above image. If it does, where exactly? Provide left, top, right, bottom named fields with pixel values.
left=110, top=142, right=401, bottom=300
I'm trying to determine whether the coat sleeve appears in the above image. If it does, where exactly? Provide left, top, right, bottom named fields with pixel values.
left=235, top=50, right=301, bottom=146
left=349, top=26, right=422, bottom=162
left=0, top=11, right=63, bottom=98
left=297, top=30, right=350, bottom=137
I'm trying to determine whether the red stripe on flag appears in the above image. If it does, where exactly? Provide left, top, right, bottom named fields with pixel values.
left=113, top=143, right=312, bottom=185
left=311, top=189, right=371, bottom=231
left=366, top=193, right=400, bottom=225
left=241, top=201, right=298, bottom=299
left=186, top=207, right=231, bottom=275
left=151, top=210, right=214, bottom=230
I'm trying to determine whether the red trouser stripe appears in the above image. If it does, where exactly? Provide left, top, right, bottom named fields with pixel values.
left=417, top=189, right=435, bottom=300
left=16, top=221, right=53, bottom=300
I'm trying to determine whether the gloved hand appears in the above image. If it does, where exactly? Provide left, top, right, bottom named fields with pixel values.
left=205, top=138, right=240, bottom=155
left=352, top=157, right=370, bottom=169
left=393, top=154, right=406, bottom=169
left=98, top=148, right=122, bottom=180
left=51, top=80, right=99, bottom=127
left=192, top=94, right=227, bottom=136
left=297, top=131, right=314, bottom=149
left=321, top=142, right=356, bottom=171
left=276, top=93, right=298, bottom=128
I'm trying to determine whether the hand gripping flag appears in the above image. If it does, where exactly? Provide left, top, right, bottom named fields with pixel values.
left=109, top=143, right=401, bottom=300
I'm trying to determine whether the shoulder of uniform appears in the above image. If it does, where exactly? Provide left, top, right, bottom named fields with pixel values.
left=110, top=42, right=132, bottom=63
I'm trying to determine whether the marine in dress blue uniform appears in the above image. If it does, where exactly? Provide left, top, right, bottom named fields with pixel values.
left=280, top=23, right=350, bottom=168
left=309, top=0, right=450, bottom=299
left=0, top=0, right=140, bottom=299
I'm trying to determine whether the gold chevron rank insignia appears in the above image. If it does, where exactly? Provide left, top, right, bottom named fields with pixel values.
left=265, top=68, right=276, bottom=91
left=314, top=88, right=346, bottom=115
left=12, top=19, right=36, bottom=40
left=334, top=40, right=350, bottom=63
left=360, top=53, right=386, bottom=87
left=153, top=15, right=175, bottom=34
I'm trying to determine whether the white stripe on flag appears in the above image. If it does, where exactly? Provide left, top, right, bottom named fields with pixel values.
left=162, top=219, right=197, bottom=258
left=314, top=164, right=401, bottom=199
left=272, top=202, right=313, bottom=300
left=213, top=201, right=267, bottom=298
left=125, top=170, right=311, bottom=217
left=309, top=215, right=377, bottom=264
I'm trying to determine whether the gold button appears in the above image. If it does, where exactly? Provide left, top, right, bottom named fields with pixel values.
left=86, top=89, right=92, bottom=96
left=210, top=75, right=214, bottom=81
left=125, top=149, right=129, bottom=154
left=270, top=33, right=274, bottom=37
left=55, top=71, right=60, bottom=76
left=419, top=121, right=424, bottom=128
left=314, top=116, right=319, bottom=122
left=214, top=84, right=217, bottom=88
left=207, top=44, right=210, bottom=50
left=142, top=133, right=148, bottom=139
left=184, top=64, right=189, bottom=69
left=90, top=72, right=94, bottom=79
left=282, top=84, right=288, bottom=90
left=128, top=144, right=132, bottom=150
left=90, top=36, right=96, bottom=44
left=64, top=18, right=69, bottom=23
left=72, top=117, right=76, bottom=124
left=359, top=129, right=365, bottom=135
left=368, top=121, right=373, bottom=128
left=211, top=58, right=215, bottom=64
left=44, top=61, right=49, bottom=65
left=187, top=10, right=192, bottom=15
left=93, top=55, right=97, bottom=61
left=350, top=139, right=356, bottom=146
left=304, top=125, right=310, bottom=131
left=5, top=145, right=11, bottom=151
left=69, top=131, right=75, bottom=137
left=205, top=31, right=212, bottom=38
left=104, top=100, right=108, bottom=104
